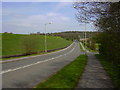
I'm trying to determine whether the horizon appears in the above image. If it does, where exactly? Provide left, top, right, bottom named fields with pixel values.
left=2, top=30, right=98, bottom=34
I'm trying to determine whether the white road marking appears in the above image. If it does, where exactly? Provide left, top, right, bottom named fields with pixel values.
left=0, top=47, right=75, bottom=74
left=0, top=42, right=74, bottom=63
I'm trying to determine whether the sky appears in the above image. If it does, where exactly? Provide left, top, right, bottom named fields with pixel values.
left=2, top=2, right=95, bottom=34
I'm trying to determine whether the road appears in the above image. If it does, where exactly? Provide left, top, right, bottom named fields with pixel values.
left=2, top=42, right=81, bottom=88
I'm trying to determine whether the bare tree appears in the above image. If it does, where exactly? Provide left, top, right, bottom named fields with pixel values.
left=73, top=2, right=111, bottom=24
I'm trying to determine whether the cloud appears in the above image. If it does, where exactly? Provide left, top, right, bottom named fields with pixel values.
left=3, top=12, right=71, bottom=33
left=27, top=12, right=70, bottom=24
left=2, top=2, right=94, bottom=34
left=53, top=2, right=72, bottom=12
left=46, top=12, right=57, bottom=17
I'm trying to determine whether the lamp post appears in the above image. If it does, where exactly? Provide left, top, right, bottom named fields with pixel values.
left=44, top=22, right=52, bottom=53
left=84, top=15, right=87, bottom=48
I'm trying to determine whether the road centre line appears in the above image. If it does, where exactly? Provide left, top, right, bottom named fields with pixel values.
left=0, top=47, right=75, bottom=74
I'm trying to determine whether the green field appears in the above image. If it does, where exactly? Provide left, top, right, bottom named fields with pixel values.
left=2, top=33, right=72, bottom=57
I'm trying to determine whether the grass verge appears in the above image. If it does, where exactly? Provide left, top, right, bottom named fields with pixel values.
left=0, top=52, right=46, bottom=61
left=35, top=54, right=87, bottom=88
left=79, top=42, right=85, bottom=52
left=1, top=47, right=66, bottom=61
left=82, top=42, right=98, bottom=52
left=95, top=54, right=120, bottom=89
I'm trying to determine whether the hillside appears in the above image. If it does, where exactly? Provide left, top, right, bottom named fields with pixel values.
left=2, top=33, right=72, bottom=57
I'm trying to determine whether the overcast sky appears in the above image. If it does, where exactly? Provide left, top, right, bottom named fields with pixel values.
left=2, top=2, right=95, bottom=34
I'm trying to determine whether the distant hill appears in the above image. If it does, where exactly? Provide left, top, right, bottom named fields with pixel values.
left=50, top=31, right=99, bottom=41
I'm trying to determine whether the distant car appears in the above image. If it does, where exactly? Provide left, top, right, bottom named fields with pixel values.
left=74, top=40, right=79, bottom=42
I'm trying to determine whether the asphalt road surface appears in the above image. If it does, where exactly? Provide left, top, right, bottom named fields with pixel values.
left=2, top=42, right=81, bottom=88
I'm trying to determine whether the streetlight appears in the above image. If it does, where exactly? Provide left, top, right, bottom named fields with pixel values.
left=84, top=15, right=87, bottom=48
left=44, top=22, right=52, bottom=53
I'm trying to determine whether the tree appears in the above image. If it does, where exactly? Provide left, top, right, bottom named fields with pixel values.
left=74, top=2, right=120, bottom=62
left=96, top=2, right=120, bottom=64
left=74, top=2, right=120, bottom=85
left=73, top=2, right=111, bottom=23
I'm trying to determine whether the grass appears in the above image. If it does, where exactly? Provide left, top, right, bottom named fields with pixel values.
left=0, top=33, right=2, bottom=57
left=82, top=42, right=98, bottom=52
left=0, top=52, right=46, bottom=61
left=2, top=33, right=72, bottom=57
left=85, top=46, right=96, bottom=52
left=95, top=54, right=120, bottom=89
left=35, top=54, right=87, bottom=88
left=1, top=48, right=65, bottom=61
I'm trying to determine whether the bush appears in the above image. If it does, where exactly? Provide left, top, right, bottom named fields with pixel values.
left=86, top=39, right=96, bottom=50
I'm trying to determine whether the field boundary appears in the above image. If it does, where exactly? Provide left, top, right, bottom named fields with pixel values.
left=1, top=44, right=71, bottom=58
left=0, top=42, right=74, bottom=63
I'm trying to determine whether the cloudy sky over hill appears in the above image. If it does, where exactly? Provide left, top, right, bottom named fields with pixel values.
left=2, top=2, right=95, bottom=34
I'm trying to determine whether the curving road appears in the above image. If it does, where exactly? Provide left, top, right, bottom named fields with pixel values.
left=2, top=41, right=81, bottom=88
